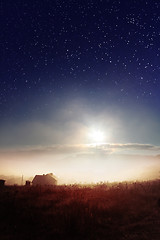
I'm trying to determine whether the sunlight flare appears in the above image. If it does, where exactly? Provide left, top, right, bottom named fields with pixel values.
left=88, top=129, right=105, bottom=143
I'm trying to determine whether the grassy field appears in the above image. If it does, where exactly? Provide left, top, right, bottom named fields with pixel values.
left=0, top=180, right=160, bottom=240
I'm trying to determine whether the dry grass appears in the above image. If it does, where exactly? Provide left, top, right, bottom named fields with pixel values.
left=0, top=180, right=160, bottom=239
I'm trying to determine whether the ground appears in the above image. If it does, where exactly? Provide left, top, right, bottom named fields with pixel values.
left=0, top=180, right=160, bottom=240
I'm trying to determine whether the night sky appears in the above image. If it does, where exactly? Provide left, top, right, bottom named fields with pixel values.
left=0, top=0, right=160, bottom=183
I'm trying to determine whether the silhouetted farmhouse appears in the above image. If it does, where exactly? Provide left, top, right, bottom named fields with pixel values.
left=0, top=179, right=5, bottom=187
left=32, top=173, right=57, bottom=186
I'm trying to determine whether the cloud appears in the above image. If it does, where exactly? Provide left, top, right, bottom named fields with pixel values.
left=1, top=142, right=160, bottom=157
left=100, top=143, right=160, bottom=151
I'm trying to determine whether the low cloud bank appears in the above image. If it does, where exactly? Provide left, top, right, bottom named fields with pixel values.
left=0, top=143, right=160, bottom=156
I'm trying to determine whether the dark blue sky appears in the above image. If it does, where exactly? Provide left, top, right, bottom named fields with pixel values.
left=1, top=0, right=160, bottom=146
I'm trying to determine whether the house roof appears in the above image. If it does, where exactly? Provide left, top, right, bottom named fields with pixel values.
left=32, top=174, right=57, bottom=185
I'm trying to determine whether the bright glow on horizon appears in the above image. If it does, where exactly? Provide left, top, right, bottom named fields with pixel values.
left=0, top=143, right=160, bottom=185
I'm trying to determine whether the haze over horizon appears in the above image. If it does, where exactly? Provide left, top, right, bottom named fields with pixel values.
left=1, top=0, right=160, bottom=184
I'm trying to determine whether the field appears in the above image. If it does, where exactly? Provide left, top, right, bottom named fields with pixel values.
left=0, top=180, right=160, bottom=240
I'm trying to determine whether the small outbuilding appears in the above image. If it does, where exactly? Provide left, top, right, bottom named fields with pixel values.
left=0, top=179, right=5, bottom=187
left=25, top=180, right=31, bottom=186
left=32, top=173, right=57, bottom=186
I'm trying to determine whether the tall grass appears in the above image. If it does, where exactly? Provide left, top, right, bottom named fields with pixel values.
left=0, top=180, right=160, bottom=239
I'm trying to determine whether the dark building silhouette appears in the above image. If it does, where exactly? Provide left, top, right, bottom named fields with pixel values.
left=25, top=180, right=31, bottom=186
left=32, top=173, right=57, bottom=186
left=0, top=179, right=5, bottom=187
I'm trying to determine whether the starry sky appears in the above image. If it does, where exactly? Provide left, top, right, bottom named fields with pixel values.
left=0, top=0, right=160, bottom=183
